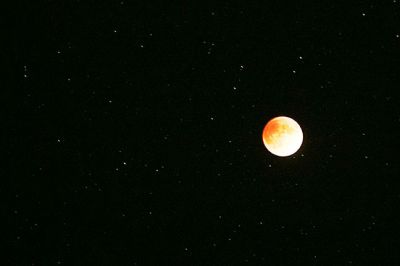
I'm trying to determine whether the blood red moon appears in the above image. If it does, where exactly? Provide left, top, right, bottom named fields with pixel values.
left=262, top=116, right=303, bottom=157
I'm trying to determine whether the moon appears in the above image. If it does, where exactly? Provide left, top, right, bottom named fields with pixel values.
left=262, top=116, right=303, bottom=157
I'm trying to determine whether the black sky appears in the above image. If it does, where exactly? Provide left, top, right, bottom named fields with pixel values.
left=11, top=1, right=400, bottom=265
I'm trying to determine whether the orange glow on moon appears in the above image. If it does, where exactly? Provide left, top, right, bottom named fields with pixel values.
left=262, top=116, right=303, bottom=157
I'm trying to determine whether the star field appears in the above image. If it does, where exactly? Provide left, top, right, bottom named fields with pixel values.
left=11, top=1, right=400, bottom=265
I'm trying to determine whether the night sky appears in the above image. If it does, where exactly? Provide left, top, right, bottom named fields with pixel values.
left=12, top=1, right=400, bottom=265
